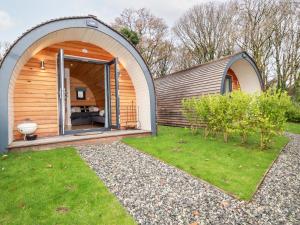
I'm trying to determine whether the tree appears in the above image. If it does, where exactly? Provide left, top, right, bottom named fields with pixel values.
left=171, top=45, right=195, bottom=71
left=113, top=8, right=174, bottom=78
left=119, top=27, right=139, bottom=46
left=235, top=0, right=278, bottom=89
left=271, top=0, right=300, bottom=92
left=173, top=2, right=236, bottom=68
left=295, top=72, right=300, bottom=102
left=152, top=40, right=174, bottom=78
left=173, top=0, right=299, bottom=97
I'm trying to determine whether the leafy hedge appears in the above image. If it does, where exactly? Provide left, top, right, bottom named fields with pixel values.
left=286, top=102, right=300, bottom=123
left=182, top=91, right=291, bottom=149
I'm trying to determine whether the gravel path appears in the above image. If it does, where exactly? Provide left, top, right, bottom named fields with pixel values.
left=77, top=133, right=300, bottom=225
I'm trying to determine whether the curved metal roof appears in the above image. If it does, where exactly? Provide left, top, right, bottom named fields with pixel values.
left=155, top=51, right=263, bottom=94
left=0, top=16, right=157, bottom=152
left=155, top=51, right=263, bottom=126
left=0, top=15, right=149, bottom=70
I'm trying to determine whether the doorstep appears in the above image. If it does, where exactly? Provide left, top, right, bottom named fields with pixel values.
left=8, top=129, right=151, bottom=152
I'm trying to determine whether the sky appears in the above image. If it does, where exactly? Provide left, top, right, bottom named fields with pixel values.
left=0, top=0, right=215, bottom=43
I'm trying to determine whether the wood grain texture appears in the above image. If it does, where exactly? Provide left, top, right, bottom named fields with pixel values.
left=65, top=60, right=104, bottom=108
left=69, top=77, right=97, bottom=107
left=155, top=56, right=236, bottom=127
left=13, top=41, right=136, bottom=140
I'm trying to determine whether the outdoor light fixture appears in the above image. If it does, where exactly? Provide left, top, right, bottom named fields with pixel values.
left=40, top=60, right=45, bottom=70
left=82, top=48, right=88, bottom=53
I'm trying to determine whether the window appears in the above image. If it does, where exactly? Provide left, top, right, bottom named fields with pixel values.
left=224, top=75, right=232, bottom=93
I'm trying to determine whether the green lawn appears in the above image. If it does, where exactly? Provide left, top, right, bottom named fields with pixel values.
left=286, top=122, right=300, bottom=134
left=123, top=126, right=289, bottom=200
left=0, top=148, right=136, bottom=225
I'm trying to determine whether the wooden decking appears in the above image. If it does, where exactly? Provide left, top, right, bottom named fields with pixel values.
left=9, top=129, right=151, bottom=151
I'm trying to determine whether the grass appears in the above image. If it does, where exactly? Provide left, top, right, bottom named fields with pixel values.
left=123, top=126, right=289, bottom=200
left=0, top=148, right=136, bottom=225
left=286, top=122, right=300, bottom=134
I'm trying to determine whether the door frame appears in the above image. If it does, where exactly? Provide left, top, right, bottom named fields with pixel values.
left=224, top=74, right=233, bottom=93
left=57, top=49, right=120, bottom=135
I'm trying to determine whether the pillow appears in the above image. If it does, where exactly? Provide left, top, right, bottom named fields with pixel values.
left=88, top=106, right=99, bottom=112
left=99, top=110, right=105, bottom=116
left=71, top=107, right=81, bottom=113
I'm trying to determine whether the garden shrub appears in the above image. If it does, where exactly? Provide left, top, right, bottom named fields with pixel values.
left=286, top=102, right=300, bottom=123
left=229, top=91, right=254, bottom=143
left=182, top=90, right=291, bottom=149
left=212, top=95, right=233, bottom=142
left=182, top=97, right=200, bottom=134
left=195, top=96, right=211, bottom=136
left=253, top=90, right=291, bottom=149
left=183, top=94, right=234, bottom=142
left=204, top=95, right=221, bottom=137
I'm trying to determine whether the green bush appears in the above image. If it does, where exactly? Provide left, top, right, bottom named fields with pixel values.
left=253, top=90, right=291, bottom=149
left=210, top=95, right=233, bottom=142
left=182, top=90, right=291, bottom=149
left=203, top=95, right=224, bottom=138
left=182, top=97, right=200, bottom=134
left=286, top=102, right=300, bottom=123
left=120, top=27, right=139, bottom=46
left=229, top=91, right=254, bottom=143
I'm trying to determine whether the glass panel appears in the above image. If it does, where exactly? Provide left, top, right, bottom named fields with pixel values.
left=64, top=59, right=106, bottom=132
left=57, top=49, right=65, bottom=135
left=109, top=60, right=120, bottom=129
left=225, top=75, right=232, bottom=93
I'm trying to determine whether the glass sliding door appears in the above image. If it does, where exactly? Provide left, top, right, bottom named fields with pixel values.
left=107, top=59, right=120, bottom=129
left=57, top=50, right=120, bottom=135
left=114, top=58, right=120, bottom=129
left=57, top=49, right=65, bottom=135
left=224, top=75, right=232, bottom=93
left=104, top=63, right=111, bottom=129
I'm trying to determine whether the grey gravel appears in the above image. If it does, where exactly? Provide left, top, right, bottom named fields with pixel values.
left=77, top=133, right=300, bottom=225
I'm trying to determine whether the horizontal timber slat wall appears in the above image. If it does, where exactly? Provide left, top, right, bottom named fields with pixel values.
left=155, top=56, right=233, bottom=127
left=70, top=77, right=97, bottom=107
left=13, top=41, right=136, bottom=140
left=65, top=61, right=105, bottom=108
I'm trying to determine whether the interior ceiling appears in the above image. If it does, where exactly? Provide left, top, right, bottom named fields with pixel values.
left=64, top=60, right=105, bottom=99
left=64, top=60, right=104, bottom=79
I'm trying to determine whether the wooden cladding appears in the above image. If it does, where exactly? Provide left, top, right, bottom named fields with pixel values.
left=13, top=50, right=58, bottom=140
left=109, top=64, right=137, bottom=128
left=155, top=56, right=238, bottom=127
left=13, top=41, right=136, bottom=140
left=70, top=77, right=98, bottom=107
left=66, top=61, right=105, bottom=108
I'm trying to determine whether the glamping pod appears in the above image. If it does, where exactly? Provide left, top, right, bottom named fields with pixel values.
left=0, top=16, right=156, bottom=152
left=155, top=52, right=263, bottom=127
